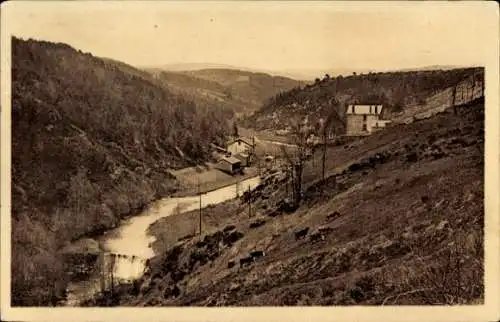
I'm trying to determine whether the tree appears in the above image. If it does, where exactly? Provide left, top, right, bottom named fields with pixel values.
left=320, top=100, right=344, bottom=184
left=452, top=84, right=458, bottom=115
left=232, top=121, right=239, bottom=137
left=281, top=120, right=316, bottom=206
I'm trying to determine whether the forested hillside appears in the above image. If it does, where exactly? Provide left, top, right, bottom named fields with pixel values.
left=11, top=37, right=232, bottom=305
left=179, top=68, right=307, bottom=116
left=145, top=69, right=251, bottom=116
left=243, top=67, right=484, bottom=132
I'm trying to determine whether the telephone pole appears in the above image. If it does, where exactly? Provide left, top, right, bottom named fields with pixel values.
left=248, top=185, right=252, bottom=218
left=198, top=177, right=202, bottom=236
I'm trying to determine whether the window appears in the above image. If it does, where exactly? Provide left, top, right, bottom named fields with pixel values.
left=363, top=115, right=367, bottom=122
left=362, top=124, right=367, bottom=131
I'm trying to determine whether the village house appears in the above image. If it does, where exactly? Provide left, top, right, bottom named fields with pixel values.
left=214, top=156, right=242, bottom=175
left=227, top=137, right=255, bottom=155
left=345, top=104, right=392, bottom=136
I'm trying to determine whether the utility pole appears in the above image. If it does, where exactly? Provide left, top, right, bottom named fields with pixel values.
left=285, top=167, right=289, bottom=198
left=110, top=254, right=115, bottom=296
left=452, top=85, right=457, bottom=115
left=99, top=251, right=105, bottom=294
left=198, top=177, right=202, bottom=236
left=248, top=185, right=252, bottom=218
left=236, top=176, right=241, bottom=198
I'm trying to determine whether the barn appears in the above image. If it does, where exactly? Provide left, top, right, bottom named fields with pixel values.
left=214, top=156, right=242, bottom=175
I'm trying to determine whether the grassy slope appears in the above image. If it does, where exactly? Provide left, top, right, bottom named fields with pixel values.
left=11, top=37, right=231, bottom=306
left=88, top=98, right=483, bottom=306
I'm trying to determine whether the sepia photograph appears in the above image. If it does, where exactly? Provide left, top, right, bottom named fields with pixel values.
left=1, top=1, right=499, bottom=321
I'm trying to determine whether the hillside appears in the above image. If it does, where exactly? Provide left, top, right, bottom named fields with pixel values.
left=145, top=69, right=250, bottom=116
left=179, top=68, right=307, bottom=116
left=85, top=98, right=484, bottom=306
left=243, top=67, right=484, bottom=132
left=11, top=37, right=232, bottom=306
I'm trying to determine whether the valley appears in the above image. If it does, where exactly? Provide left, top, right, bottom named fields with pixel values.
left=10, top=37, right=485, bottom=308
left=84, top=97, right=484, bottom=306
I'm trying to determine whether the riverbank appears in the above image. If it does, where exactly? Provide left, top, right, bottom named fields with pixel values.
left=147, top=198, right=244, bottom=254
left=171, top=166, right=260, bottom=197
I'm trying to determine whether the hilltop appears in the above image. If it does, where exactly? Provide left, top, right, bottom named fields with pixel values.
left=86, top=96, right=484, bottom=306
left=145, top=68, right=306, bottom=116
left=243, top=67, right=483, bottom=133
left=11, top=37, right=232, bottom=306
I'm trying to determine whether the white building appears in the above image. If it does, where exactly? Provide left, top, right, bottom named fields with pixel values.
left=227, top=137, right=255, bottom=155
left=345, top=104, right=391, bottom=136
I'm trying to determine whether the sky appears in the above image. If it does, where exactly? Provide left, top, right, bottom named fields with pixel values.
left=4, top=1, right=497, bottom=79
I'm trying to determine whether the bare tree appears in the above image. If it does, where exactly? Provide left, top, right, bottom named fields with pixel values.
left=281, top=120, right=316, bottom=206
left=320, top=99, right=344, bottom=183
left=452, top=84, right=458, bottom=115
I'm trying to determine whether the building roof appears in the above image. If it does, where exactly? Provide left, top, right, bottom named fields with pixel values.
left=210, top=143, right=227, bottom=152
left=219, top=156, right=241, bottom=164
left=228, top=136, right=255, bottom=147
left=346, top=104, right=383, bottom=115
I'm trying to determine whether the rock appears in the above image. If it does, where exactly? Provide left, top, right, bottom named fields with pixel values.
left=61, top=238, right=101, bottom=255
left=223, top=230, right=244, bottom=245
left=277, top=198, right=298, bottom=213
left=436, top=220, right=450, bottom=231
left=405, top=152, right=418, bottom=163
left=318, top=225, right=334, bottom=235
left=249, top=219, right=266, bottom=229
left=326, top=211, right=341, bottom=221
left=310, top=232, right=325, bottom=243
left=294, top=227, right=309, bottom=240
left=223, top=225, right=236, bottom=233
left=250, top=250, right=266, bottom=259
left=239, top=256, right=254, bottom=267
left=229, top=282, right=241, bottom=292
left=424, top=224, right=436, bottom=234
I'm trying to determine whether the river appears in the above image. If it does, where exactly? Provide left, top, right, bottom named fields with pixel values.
left=63, top=175, right=262, bottom=306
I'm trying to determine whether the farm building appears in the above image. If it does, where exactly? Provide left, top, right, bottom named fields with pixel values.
left=214, top=156, right=242, bottom=175
left=227, top=137, right=255, bottom=155
left=345, top=104, right=392, bottom=136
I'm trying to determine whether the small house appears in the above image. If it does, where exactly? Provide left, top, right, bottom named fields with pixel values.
left=227, top=137, right=255, bottom=155
left=345, top=104, right=391, bottom=136
left=214, top=156, right=242, bottom=175
left=234, top=152, right=251, bottom=167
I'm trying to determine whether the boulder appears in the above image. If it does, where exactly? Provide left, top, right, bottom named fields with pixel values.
left=60, top=238, right=101, bottom=255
